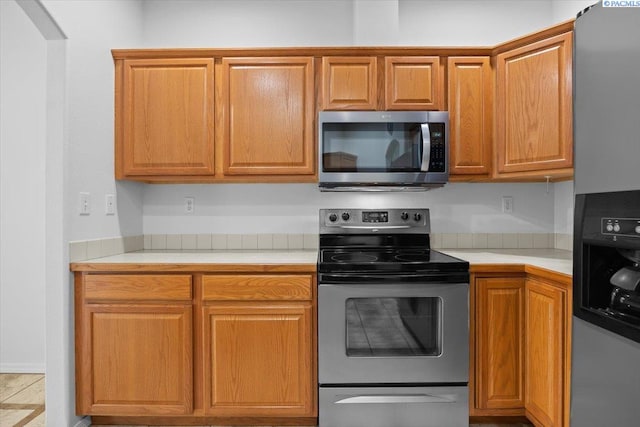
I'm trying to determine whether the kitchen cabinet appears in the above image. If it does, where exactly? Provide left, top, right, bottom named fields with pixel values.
left=201, top=274, right=315, bottom=417
left=113, top=53, right=315, bottom=182
left=321, top=55, right=443, bottom=111
left=384, top=56, right=443, bottom=110
left=220, top=57, right=315, bottom=177
left=471, top=266, right=572, bottom=427
left=74, top=265, right=317, bottom=424
left=472, top=274, right=526, bottom=415
left=525, top=276, right=571, bottom=427
left=447, top=56, right=493, bottom=178
left=495, top=31, right=573, bottom=180
left=115, top=58, right=215, bottom=179
left=75, top=274, right=194, bottom=415
left=321, top=56, right=378, bottom=110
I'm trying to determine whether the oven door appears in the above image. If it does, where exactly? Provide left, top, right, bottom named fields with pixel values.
left=318, top=281, right=469, bottom=385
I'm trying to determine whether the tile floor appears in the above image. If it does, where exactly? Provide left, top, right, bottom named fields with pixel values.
left=0, top=374, right=531, bottom=427
left=0, top=374, right=45, bottom=427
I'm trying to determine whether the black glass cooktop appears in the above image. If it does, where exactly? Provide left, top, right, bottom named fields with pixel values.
left=318, top=248, right=469, bottom=274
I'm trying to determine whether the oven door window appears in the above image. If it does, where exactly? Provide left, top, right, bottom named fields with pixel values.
left=345, top=297, right=442, bottom=357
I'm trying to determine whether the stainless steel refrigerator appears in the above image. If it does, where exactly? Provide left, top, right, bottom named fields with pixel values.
left=572, top=2, right=640, bottom=426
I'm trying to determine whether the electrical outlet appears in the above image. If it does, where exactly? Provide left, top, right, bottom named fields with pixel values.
left=502, top=196, right=514, bottom=214
left=184, top=197, right=195, bottom=214
left=79, top=192, right=91, bottom=215
left=105, top=194, right=115, bottom=215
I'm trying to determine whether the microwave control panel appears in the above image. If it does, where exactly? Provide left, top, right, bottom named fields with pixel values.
left=602, top=218, right=640, bottom=238
left=428, top=123, right=446, bottom=172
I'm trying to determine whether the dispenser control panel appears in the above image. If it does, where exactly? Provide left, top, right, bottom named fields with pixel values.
left=602, top=218, right=640, bottom=238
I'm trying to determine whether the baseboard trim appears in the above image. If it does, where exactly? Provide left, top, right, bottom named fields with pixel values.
left=73, top=416, right=91, bottom=427
left=0, top=363, right=45, bottom=373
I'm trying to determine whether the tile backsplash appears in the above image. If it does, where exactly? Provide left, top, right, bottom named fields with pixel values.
left=69, top=232, right=573, bottom=262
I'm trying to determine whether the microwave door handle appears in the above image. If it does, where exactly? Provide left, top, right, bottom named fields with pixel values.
left=420, top=123, right=430, bottom=172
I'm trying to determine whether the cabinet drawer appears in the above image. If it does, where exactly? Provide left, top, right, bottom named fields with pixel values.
left=83, top=275, right=192, bottom=302
left=203, top=275, right=312, bottom=301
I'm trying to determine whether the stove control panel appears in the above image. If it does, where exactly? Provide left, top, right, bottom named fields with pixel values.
left=320, top=208, right=431, bottom=234
left=602, top=218, right=640, bottom=238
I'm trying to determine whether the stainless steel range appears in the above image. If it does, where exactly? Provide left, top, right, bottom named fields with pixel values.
left=317, top=208, right=470, bottom=427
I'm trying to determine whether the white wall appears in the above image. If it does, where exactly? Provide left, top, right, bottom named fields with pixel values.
left=551, top=0, right=598, bottom=22
left=144, top=183, right=555, bottom=234
left=43, top=0, right=145, bottom=242
left=142, top=0, right=355, bottom=47
left=0, top=0, right=47, bottom=373
left=555, top=180, right=575, bottom=234
left=398, top=0, right=552, bottom=46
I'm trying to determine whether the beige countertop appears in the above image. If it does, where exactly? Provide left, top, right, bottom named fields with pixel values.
left=70, top=249, right=318, bottom=273
left=440, top=248, right=573, bottom=277
left=71, top=248, right=572, bottom=277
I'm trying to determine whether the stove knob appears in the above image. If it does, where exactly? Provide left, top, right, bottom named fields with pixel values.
left=635, top=225, right=640, bottom=234
left=606, top=224, right=614, bottom=232
left=414, top=213, right=422, bottom=222
left=329, top=213, right=338, bottom=222
left=342, top=212, right=350, bottom=221
left=613, top=224, right=621, bottom=232
left=401, top=212, right=409, bottom=221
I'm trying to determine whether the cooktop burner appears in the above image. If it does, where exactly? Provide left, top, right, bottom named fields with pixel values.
left=330, top=253, right=379, bottom=263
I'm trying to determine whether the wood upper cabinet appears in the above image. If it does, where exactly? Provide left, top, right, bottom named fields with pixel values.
left=321, top=56, right=443, bottom=111
left=322, top=56, right=378, bottom=110
left=525, top=277, right=570, bottom=427
left=116, top=58, right=215, bottom=178
left=75, top=274, right=194, bottom=416
left=495, top=32, right=573, bottom=178
left=447, top=57, right=493, bottom=177
left=220, top=57, right=315, bottom=176
left=385, top=56, right=443, bottom=110
left=474, top=275, right=525, bottom=413
left=201, top=274, right=315, bottom=417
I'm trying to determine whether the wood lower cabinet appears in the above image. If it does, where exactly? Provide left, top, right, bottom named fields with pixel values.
left=74, top=270, right=317, bottom=424
left=75, top=274, right=194, bottom=415
left=525, top=276, right=571, bottom=427
left=447, top=56, right=493, bottom=178
left=471, top=268, right=572, bottom=427
left=116, top=58, right=215, bottom=179
left=473, top=275, right=525, bottom=414
left=201, top=274, right=315, bottom=417
left=495, top=32, right=573, bottom=179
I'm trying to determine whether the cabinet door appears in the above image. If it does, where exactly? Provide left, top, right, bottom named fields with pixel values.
left=525, top=278, right=567, bottom=427
left=385, top=56, right=442, bottom=110
left=475, top=277, right=525, bottom=411
left=322, top=56, right=377, bottom=110
left=117, top=58, right=215, bottom=177
left=203, top=303, right=314, bottom=417
left=221, top=57, right=315, bottom=176
left=78, top=304, right=193, bottom=415
left=448, top=57, right=493, bottom=177
left=495, top=32, right=573, bottom=176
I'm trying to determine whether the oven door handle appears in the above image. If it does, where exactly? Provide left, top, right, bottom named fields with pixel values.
left=335, top=393, right=457, bottom=404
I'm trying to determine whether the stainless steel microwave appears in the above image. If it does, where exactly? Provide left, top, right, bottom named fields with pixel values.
left=318, top=111, right=449, bottom=191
